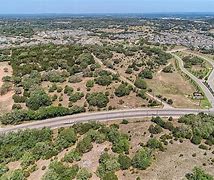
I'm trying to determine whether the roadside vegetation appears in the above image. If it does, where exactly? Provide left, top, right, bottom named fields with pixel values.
left=0, top=113, right=213, bottom=179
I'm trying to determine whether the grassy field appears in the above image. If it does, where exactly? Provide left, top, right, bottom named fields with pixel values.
left=145, top=59, right=200, bottom=108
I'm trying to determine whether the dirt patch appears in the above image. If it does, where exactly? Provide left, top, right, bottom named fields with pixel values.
left=77, top=142, right=111, bottom=179
left=7, top=161, right=21, bottom=171
left=28, top=159, right=51, bottom=180
left=0, top=62, right=14, bottom=115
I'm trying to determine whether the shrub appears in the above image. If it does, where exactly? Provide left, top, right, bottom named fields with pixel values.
left=146, top=138, right=163, bottom=150
left=121, top=119, right=129, bottom=124
left=0, top=82, right=13, bottom=95
left=132, top=148, right=152, bottom=170
left=12, top=104, right=22, bottom=110
left=43, top=161, right=79, bottom=180
left=86, top=92, right=109, bottom=108
left=86, top=80, right=94, bottom=88
left=76, top=168, right=92, bottom=180
left=191, top=135, right=202, bottom=145
left=95, top=75, right=112, bottom=86
left=118, top=154, right=131, bottom=170
left=134, top=78, right=147, bottom=89
left=103, top=172, right=118, bottom=180
left=148, top=124, right=163, bottom=134
left=97, top=152, right=120, bottom=178
left=139, top=69, right=153, bottom=79
left=69, top=92, right=84, bottom=103
left=115, top=84, right=132, bottom=97
left=13, top=94, right=27, bottom=103
left=137, top=89, right=146, bottom=99
left=185, top=167, right=213, bottom=180
left=0, top=106, right=85, bottom=125
left=26, top=89, right=51, bottom=110
left=63, top=150, right=82, bottom=163
left=198, top=144, right=209, bottom=150
left=76, top=136, right=93, bottom=153
left=68, top=76, right=82, bottom=83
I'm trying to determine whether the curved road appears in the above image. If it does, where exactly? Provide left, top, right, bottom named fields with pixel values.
left=185, top=51, right=214, bottom=92
left=0, top=108, right=211, bottom=134
left=171, top=53, right=214, bottom=108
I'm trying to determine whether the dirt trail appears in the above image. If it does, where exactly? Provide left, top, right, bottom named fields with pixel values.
left=0, top=62, right=14, bottom=114
left=92, top=54, right=172, bottom=109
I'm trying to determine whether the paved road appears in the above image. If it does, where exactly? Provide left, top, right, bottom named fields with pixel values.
left=171, top=53, right=214, bottom=107
left=185, top=51, right=214, bottom=92
left=0, top=108, right=211, bottom=134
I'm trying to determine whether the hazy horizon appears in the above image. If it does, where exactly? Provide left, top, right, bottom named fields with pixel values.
left=0, top=0, right=214, bottom=14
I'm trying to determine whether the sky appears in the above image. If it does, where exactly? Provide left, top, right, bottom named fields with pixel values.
left=0, top=0, right=214, bottom=14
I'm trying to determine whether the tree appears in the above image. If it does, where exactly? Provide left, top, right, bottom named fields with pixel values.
left=118, top=154, right=131, bottom=170
left=115, top=84, right=132, bottom=97
left=86, top=92, right=109, bottom=108
left=134, top=78, right=147, bottom=89
left=26, top=89, right=51, bottom=110
left=76, top=168, right=92, bottom=180
left=148, top=124, right=163, bottom=134
left=76, top=136, right=93, bottom=153
left=63, top=150, right=82, bottom=163
left=95, top=75, right=112, bottom=86
left=186, top=167, right=213, bottom=180
left=139, top=69, right=153, bottom=79
left=132, top=148, right=152, bottom=170
left=146, top=138, right=163, bottom=150
left=191, top=135, right=202, bottom=145
left=86, top=80, right=94, bottom=88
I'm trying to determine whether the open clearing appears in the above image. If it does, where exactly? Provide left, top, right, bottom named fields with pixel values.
left=145, top=60, right=200, bottom=108
left=0, top=61, right=14, bottom=115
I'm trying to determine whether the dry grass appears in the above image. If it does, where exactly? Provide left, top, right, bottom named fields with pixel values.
left=145, top=60, right=200, bottom=108
left=0, top=62, right=14, bottom=115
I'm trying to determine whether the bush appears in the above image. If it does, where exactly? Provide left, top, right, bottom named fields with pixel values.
left=63, top=150, right=82, bottom=163
left=118, top=154, right=131, bottom=170
left=132, top=148, right=152, bottom=170
left=86, top=80, right=94, bottom=88
left=151, top=117, right=165, bottom=127
left=146, top=138, right=163, bottom=150
left=148, top=124, right=163, bottom=134
left=76, top=168, right=92, bottom=180
left=137, top=89, right=146, bottom=99
left=198, top=144, right=209, bottom=150
left=115, top=84, right=132, bottom=97
left=13, top=94, right=27, bottom=103
left=103, top=172, right=118, bottom=180
left=76, top=136, right=93, bottom=153
left=97, top=152, right=120, bottom=178
left=56, top=127, right=77, bottom=150
left=0, top=106, right=85, bottom=125
left=186, top=167, right=213, bottom=180
left=134, top=78, right=147, bottom=89
left=64, top=85, right=74, bottom=95
left=69, top=92, right=84, bottom=103
left=43, top=161, right=79, bottom=180
left=26, top=89, right=51, bottom=110
left=191, top=135, right=202, bottom=145
left=86, top=92, right=109, bottom=108
left=139, top=69, right=153, bottom=79
left=95, top=75, right=112, bottom=86
left=0, top=82, right=13, bottom=95
left=121, top=119, right=129, bottom=124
